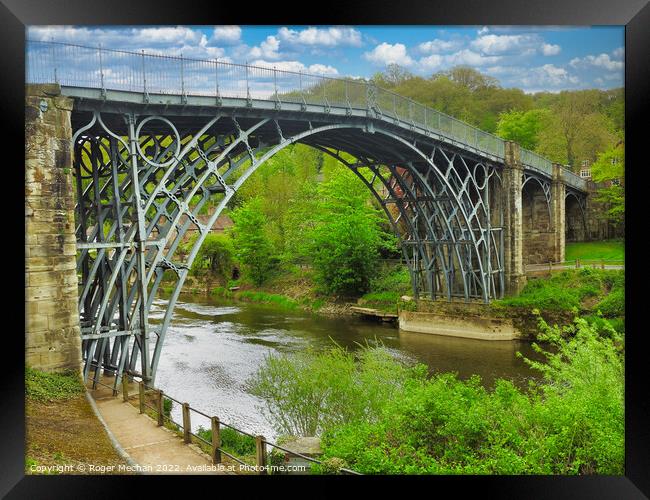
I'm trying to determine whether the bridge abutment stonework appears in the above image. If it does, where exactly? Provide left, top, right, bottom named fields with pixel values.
left=25, top=84, right=82, bottom=372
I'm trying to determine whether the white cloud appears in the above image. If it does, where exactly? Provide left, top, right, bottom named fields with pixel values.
left=418, top=54, right=443, bottom=71
left=471, top=34, right=536, bottom=55
left=521, top=64, right=578, bottom=88
left=248, top=35, right=281, bottom=60
left=363, top=43, right=414, bottom=67
left=613, top=47, right=624, bottom=59
left=417, top=38, right=460, bottom=53
left=478, top=26, right=490, bottom=35
left=570, top=53, right=623, bottom=71
left=250, top=59, right=338, bottom=76
left=212, top=26, right=241, bottom=43
left=444, top=49, right=501, bottom=66
left=278, top=26, right=362, bottom=47
left=541, top=43, right=561, bottom=56
left=28, top=25, right=204, bottom=48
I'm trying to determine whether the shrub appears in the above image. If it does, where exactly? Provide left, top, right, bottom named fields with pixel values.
left=196, top=426, right=256, bottom=456
left=317, top=315, right=624, bottom=474
left=246, top=345, right=424, bottom=437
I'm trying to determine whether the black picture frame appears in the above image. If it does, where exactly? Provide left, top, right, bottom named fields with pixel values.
left=4, top=1, right=648, bottom=497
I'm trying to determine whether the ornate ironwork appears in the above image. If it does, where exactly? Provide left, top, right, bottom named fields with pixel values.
left=25, top=40, right=590, bottom=388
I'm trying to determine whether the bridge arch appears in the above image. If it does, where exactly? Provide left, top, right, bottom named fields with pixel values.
left=72, top=109, right=505, bottom=383
left=521, top=175, right=553, bottom=265
left=565, top=191, right=587, bottom=242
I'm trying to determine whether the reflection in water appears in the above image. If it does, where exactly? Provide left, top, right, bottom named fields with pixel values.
left=149, top=293, right=543, bottom=439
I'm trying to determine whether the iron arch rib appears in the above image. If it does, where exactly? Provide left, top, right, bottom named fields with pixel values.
left=72, top=112, right=505, bottom=386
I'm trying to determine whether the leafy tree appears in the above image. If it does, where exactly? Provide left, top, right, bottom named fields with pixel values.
left=230, top=198, right=277, bottom=286
left=236, top=144, right=321, bottom=256
left=189, top=232, right=235, bottom=284
left=496, top=109, right=551, bottom=150
left=294, top=162, right=397, bottom=297
left=437, top=65, right=499, bottom=91
left=590, top=142, right=625, bottom=228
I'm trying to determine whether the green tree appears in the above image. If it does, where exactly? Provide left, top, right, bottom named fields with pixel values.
left=295, top=162, right=396, bottom=296
left=496, top=109, right=551, bottom=150
left=590, top=142, right=625, bottom=228
left=230, top=198, right=276, bottom=286
left=190, top=232, right=235, bottom=284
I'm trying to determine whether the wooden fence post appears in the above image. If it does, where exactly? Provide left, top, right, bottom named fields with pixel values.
left=139, top=381, right=145, bottom=414
left=122, top=375, right=128, bottom=402
left=182, top=403, right=191, bottom=444
left=601, top=259, right=605, bottom=270
left=157, top=390, right=164, bottom=426
left=256, top=435, right=267, bottom=475
left=211, top=417, right=221, bottom=464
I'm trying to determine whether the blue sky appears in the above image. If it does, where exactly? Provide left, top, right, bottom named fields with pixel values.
left=27, top=25, right=624, bottom=93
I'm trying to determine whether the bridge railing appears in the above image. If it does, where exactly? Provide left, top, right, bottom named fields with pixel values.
left=90, top=375, right=361, bottom=475
left=27, top=39, right=585, bottom=190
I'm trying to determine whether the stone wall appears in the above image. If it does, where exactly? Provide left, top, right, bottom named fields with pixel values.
left=522, top=182, right=555, bottom=265
left=25, top=84, right=81, bottom=372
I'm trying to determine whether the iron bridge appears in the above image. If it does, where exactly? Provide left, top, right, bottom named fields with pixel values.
left=26, top=41, right=588, bottom=386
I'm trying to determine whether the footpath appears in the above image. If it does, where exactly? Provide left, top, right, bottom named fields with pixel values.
left=88, top=383, right=233, bottom=475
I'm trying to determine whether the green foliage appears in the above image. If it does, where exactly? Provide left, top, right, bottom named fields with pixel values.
left=369, top=265, right=412, bottom=295
left=247, top=345, right=425, bottom=437
left=163, top=397, right=173, bottom=418
left=310, top=315, right=624, bottom=475
left=230, top=198, right=277, bottom=286
left=188, top=232, right=236, bottom=284
left=595, top=288, right=624, bottom=318
left=590, top=142, right=625, bottom=227
left=290, top=164, right=397, bottom=297
left=25, top=368, right=85, bottom=402
left=496, top=109, right=550, bottom=150
left=236, top=291, right=298, bottom=309
left=497, top=269, right=623, bottom=312
left=196, top=426, right=257, bottom=457
left=360, top=291, right=402, bottom=312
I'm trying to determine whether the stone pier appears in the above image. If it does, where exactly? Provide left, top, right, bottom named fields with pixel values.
left=502, top=141, right=526, bottom=295
left=25, top=84, right=81, bottom=372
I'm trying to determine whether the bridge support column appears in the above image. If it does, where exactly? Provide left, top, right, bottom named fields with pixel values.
left=502, top=141, right=526, bottom=295
left=25, top=84, right=81, bottom=373
left=551, top=164, right=566, bottom=263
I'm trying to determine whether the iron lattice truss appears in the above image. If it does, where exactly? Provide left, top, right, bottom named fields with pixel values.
left=73, top=109, right=506, bottom=387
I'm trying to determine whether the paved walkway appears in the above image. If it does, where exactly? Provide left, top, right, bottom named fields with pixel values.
left=89, top=385, right=232, bottom=475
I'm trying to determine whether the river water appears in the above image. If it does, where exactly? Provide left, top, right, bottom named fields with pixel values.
left=150, top=293, right=541, bottom=440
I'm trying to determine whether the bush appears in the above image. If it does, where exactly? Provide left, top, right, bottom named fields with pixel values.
left=196, top=426, right=256, bottom=456
left=247, top=314, right=624, bottom=475
left=247, top=345, right=424, bottom=437
left=317, top=315, right=624, bottom=474
left=595, top=288, right=624, bottom=317
left=190, top=232, right=236, bottom=284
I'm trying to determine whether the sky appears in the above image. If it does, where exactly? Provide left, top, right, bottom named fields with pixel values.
left=26, top=25, right=624, bottom=93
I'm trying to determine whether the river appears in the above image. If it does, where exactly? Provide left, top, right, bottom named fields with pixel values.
left=150, top=293, right=542, bottom=440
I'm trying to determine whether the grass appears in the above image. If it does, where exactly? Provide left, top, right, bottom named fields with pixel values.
left=565, top=240, right=624, bottom=262
left=359, top=291, right=402, bottom=312
left=496, top=268, right=624, bottom=318
left=26, top=368, right=131, bottom=474
left=26, top=367, right=85, bottom=402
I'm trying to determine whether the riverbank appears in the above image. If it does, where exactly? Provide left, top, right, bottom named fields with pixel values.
left=162, top=266, right=624, bottom=339
left=25, top=368, right=132, bottom=475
